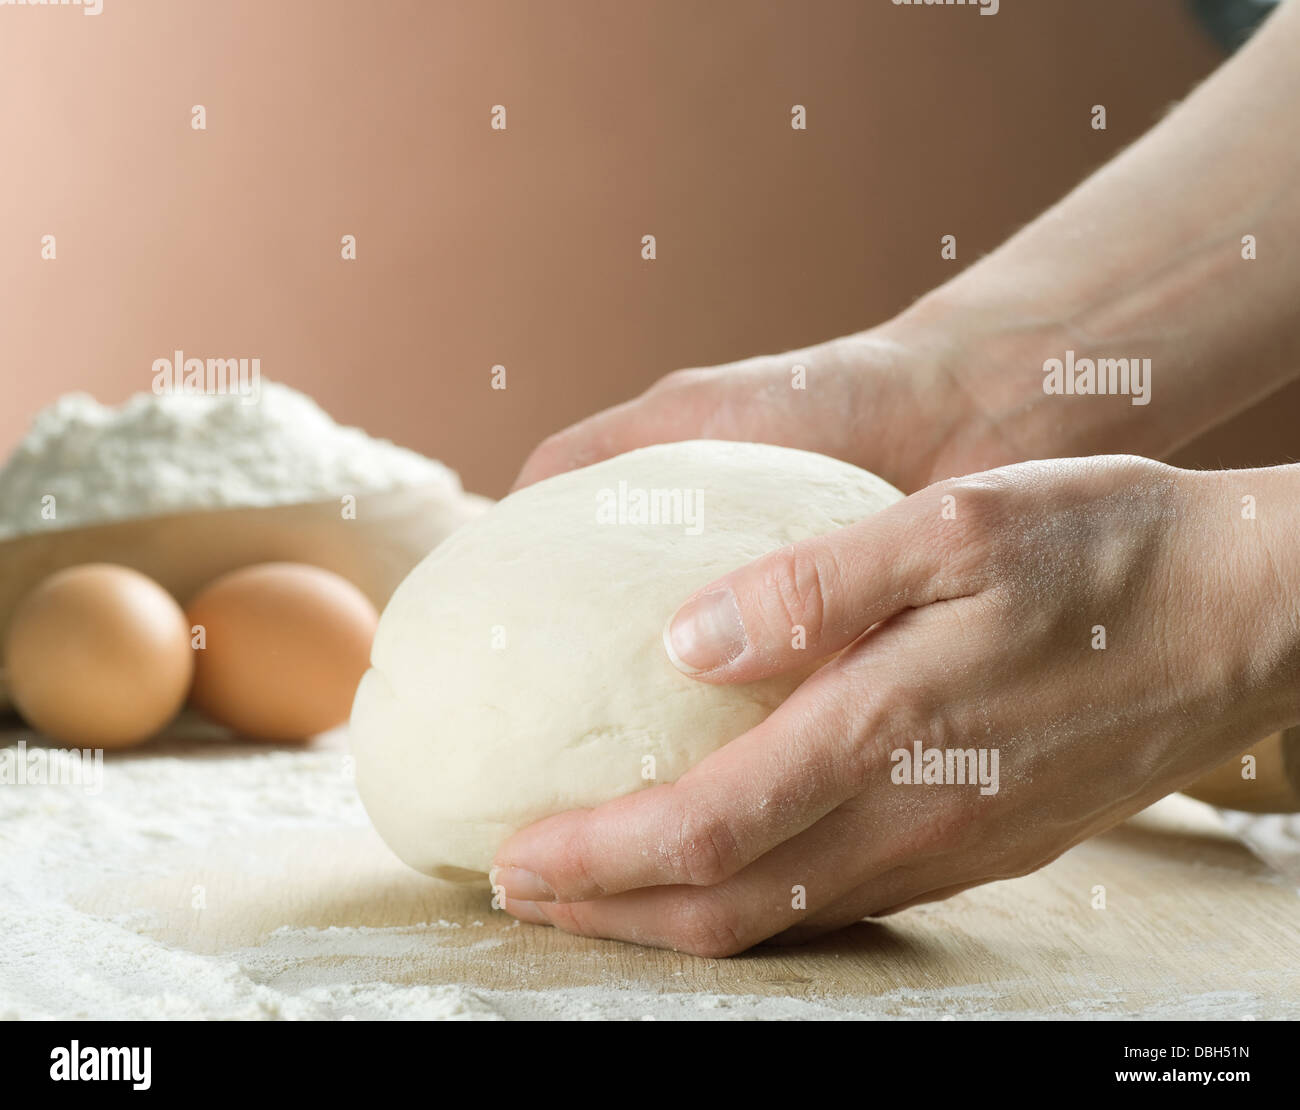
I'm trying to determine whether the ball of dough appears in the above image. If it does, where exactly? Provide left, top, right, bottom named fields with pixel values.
left=351, top=441, right=903, bottom=879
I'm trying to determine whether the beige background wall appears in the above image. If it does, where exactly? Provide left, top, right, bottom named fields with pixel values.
left=3, top=0, right=1282, bottom=498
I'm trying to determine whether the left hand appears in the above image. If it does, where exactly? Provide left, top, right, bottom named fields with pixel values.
left=490, top=455, right=1299, bottom=955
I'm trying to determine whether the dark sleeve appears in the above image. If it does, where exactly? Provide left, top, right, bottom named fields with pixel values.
left=1189, top=0, right=1282, bottom=51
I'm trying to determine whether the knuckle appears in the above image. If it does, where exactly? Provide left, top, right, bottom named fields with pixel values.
left=834, top=691, right=985, bottom=858
left=543, top=901, right=620, bottom=945
left=906, top=796, right=974, bottom=859
left=536, top=428, right=573, bottom=458
left=555, top=827, right=608, bottom=898
left=991, top=858, right=1041, bottom=884
left=834, top=684, right=930, bottom=793
left=668, top=899, right=747, bottom=958
left=527, top=431, right=574, bottom=473
left=663, top=799, right=742, bottom=887
left=534, top=899, right=583, bottom=934
left=650, top=366, right=709, bottom=394
left=923, top=474, right=1012, bottom=587
left=758, top=543, right=838, bottom=645
left=939, top=476, right=1005, bottom=542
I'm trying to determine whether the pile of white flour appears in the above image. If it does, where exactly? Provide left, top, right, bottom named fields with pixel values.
left=0, top=383, right=461, bottom=541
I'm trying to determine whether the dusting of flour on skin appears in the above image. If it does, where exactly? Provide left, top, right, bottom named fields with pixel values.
left=0, top=383, right=460, bottom=540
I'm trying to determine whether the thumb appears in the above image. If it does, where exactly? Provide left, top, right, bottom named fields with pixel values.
left=663, top=488, right=966, bottom=684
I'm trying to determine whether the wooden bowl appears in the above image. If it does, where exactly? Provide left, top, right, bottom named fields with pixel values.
left=0, top=483, right=490, bottom=709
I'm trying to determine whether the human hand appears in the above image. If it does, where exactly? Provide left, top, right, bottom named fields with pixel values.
left=512, top=315, right=1036, bottom=496
left=491, top=456, right=1300, bottom=955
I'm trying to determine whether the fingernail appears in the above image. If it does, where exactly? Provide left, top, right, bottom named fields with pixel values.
left=502, top=900, right=551, bottom=925
left=491, top=866, right=556, bottom=903
left=663, top=588, right=746, bottom=673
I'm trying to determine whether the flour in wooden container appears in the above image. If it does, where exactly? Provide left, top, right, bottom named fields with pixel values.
left=0, top=383, right=461, bottom=540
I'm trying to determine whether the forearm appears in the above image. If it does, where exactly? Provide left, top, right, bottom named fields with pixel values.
left=895, top=0, right=1300, bottom=463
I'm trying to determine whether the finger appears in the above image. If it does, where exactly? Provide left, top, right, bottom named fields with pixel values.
left=492, top=606, right=976, bottom=905
left=491, top=656, right=885, bottom=904
left=764, top=868, right=970, bottom=945
left=511, top=393, right=695, bottom=491
left=663, top=483, right=983, bottom=683
left=510, top=351, right=822, bottom=491
left=867, top=881, right=986, bottom=918
left=853, top=831, right=1098, bottom=920
left=499, top=797, right=878, bottom=957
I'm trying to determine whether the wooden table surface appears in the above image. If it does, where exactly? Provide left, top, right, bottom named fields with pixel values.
left=71, top=753, right=1300, bottom=1020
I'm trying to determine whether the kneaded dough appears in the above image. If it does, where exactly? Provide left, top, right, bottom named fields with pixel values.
left=350, top=440, right=903, bottom=879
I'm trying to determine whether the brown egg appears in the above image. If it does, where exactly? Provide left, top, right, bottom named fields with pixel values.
left=185, top=562, right=378, bottom=742
left=4, top=564, right=194, bottom=748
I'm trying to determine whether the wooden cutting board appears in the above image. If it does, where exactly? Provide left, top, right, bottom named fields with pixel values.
left=69, top=738, right=1299, bottom=1019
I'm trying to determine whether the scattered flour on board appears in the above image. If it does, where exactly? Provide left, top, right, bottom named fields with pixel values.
left=1216, top=810, right=1300, bottom=889
left=0, top=720, right=895, bottom=1021
left=0, top=382, right=461, bottom=540
left=3, top=721, right=1299, bottom=1020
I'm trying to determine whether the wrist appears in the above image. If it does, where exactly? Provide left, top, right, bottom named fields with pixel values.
left=880, top=291, right=1094, bottom=478
left=1201, top=463, right=1300, bottom=735
left=892, top=285, right=1175, bottom=468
